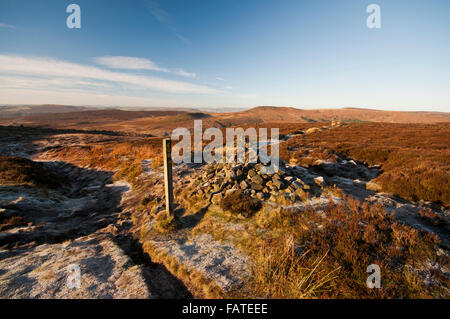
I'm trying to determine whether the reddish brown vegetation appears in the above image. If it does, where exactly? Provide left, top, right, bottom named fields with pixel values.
left=253, top=196, right=447, bottom=298
left=282, top=122, right=450, bottom=206
left=43, top=138, right=163, bottom=186
left=3, top=106, right=448, bottom=136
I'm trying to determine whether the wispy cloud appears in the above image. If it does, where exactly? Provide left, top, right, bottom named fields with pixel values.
left=145, top=0, right=170, bottom=23
left=0, top=87, right=193, bottom=107
left=94, top=56, right=164, bottom=72
left=216, top=77, right=226, bottom=81
left=141, top=0, right=190, bottom=44
left=0, top=55, right=217, bottom=94
left=0, top=75, right=112, bottom=90
left=0, top=23, right=16, bottom=29
left=94, top=56, right=196, bottom=78
left=172, top=68, right=196, bottom=78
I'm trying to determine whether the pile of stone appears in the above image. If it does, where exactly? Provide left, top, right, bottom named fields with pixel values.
left=188, top=159, right=325, bottom=207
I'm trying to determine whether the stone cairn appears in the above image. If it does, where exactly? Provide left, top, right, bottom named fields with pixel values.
left=187, top=156, right=325, bottom=207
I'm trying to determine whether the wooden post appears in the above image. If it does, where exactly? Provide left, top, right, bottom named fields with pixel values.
left=163, top=138, right=174, bottom=216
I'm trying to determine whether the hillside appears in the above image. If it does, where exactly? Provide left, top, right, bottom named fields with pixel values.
left=0, top=104, right=91, bottom=119
left=219, top=106, right=450, bottom=124
left=0, top=122, right=448, bottom=298
left=0, top=106, right=448, bottom=136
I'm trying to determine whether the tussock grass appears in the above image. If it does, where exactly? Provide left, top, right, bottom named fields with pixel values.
left=43, top=138, right=163, bottom=187
left=0, top=156, right=63, bottom=188
left=153, top=212, right=178, bottom=233
left=192, top=195, right=447, bottom=298
left=251, top=237, right=339, bottom=298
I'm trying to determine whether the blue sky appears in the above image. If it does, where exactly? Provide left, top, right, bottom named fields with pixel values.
left=0, top=0, right=449, bottom=111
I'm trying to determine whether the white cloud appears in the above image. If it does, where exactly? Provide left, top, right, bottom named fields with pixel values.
left=172, top=68, right=196, bottom=78
left=94, top=55, right=196, bottom=78
left=0, top=23, right=16, bottom=29
left=0, top=75, right=112, bottom=90
left=0, top=55, right=214, bottom=94
left=94, top=56, right=163, bottom=71
left=0, top=87, right=187, bottom=107
left=216, top=77, right=225, bottom=81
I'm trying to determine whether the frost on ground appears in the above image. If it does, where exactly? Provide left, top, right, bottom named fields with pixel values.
left=0, top=232, right=152, bottom=299
left=151, top=234, right=250, bottom=292
left=0, top=128, right=194, bottom=299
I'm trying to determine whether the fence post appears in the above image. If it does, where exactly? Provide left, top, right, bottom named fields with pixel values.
left=163, top=138, right=174, bottom=216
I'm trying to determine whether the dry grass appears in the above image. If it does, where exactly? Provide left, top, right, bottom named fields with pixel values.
left=44, top=138, right=163, bottom=186
left=251, top=237, right=340, bottom=298
left=0, top=156, right=63, bottom=188
left=153, top=212, right=178, bottom=233
left=286, top=197, right=446, bottom=298
left=192, top=195, right=448, bottom=298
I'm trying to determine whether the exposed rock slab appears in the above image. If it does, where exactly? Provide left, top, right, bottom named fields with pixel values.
left=151, top=234, right=250, bottom=292
left=0, top=232, right=152, bottom=299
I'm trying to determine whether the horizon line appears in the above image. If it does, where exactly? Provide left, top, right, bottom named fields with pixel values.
left=0, top=103, right=449, bottom=114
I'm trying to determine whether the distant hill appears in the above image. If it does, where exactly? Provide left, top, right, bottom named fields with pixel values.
left=0, top=105, right=448, bottom=136
left=0, top=104, right=246, bottom=118
left=221, top=106, right=450, bottom=124
left=0, top=104, right=91, bottom=119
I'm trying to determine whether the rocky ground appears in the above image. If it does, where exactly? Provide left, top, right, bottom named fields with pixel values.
left=0, top=125, right=448, bottom=298
left=0, top=127, right=191, bottom=298
left=138, top=155, right=449, bottom=295
left=132, top=124, right=449, bottom=297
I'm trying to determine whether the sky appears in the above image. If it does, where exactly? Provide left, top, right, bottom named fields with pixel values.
left=0, top=0, right=449, bottom=112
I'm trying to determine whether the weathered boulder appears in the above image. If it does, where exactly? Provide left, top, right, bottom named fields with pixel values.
left=314, top=176, right=325, bottom=187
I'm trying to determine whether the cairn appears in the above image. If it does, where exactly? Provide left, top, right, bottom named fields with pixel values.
left=187, top=157, right=323, bottom=208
